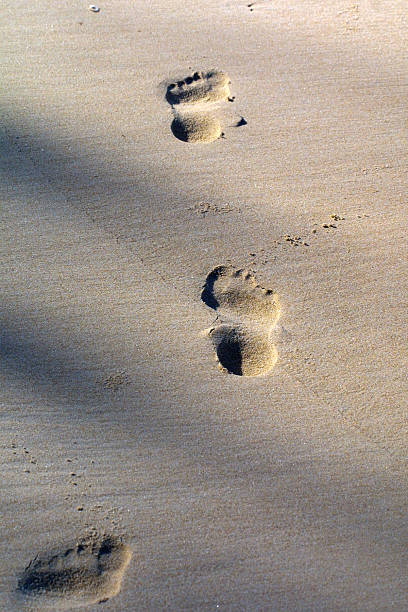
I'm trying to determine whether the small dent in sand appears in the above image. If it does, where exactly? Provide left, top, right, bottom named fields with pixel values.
left=189, top=201, right=237, bottom=216
left=98, top=372, right=128, bottom=392
left=235, top=116, right=247, bottom=127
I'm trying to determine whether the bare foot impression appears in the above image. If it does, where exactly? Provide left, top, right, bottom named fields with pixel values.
left=18, top=535, right=131, bottom=609
left=166, top=70, right=231, bottom=143
left=202, top=266, right=281, bottom=376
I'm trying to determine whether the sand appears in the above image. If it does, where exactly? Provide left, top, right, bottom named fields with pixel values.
left=1, top=0, right=407, bottom=610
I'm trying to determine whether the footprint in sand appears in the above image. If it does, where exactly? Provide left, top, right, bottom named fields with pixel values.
left=166, top=70, right=231, bottom=143
left=18, top=535, right=131, bottom=609
left=202, top=265, right=281, bottom=376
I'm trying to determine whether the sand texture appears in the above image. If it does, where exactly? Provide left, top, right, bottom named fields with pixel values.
left=1, top=0, right=408, bottom=610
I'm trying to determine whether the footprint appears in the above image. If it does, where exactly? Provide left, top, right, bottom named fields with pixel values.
left=166, top=70, right=231, bottom=143
left=18, top=535, right=132, bottom=609
left=202, top=265, right=281, bottom=376
left=166, top=70, right=230, bottom=105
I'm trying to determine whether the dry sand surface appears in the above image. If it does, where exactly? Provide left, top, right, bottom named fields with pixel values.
left=1, top=0, right=408, bottom=610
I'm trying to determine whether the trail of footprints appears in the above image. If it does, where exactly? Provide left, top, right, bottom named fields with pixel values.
left=16, top=70, right=276, bottom=609
left=13, top=62, right=359, bottom=607
left=202, top=265, right=281, bottom=376
left=18, top=535, right=131, bottom=609
left=166, top=70, right=231, bottom=143
left=16, top=206, right=352, bottom=602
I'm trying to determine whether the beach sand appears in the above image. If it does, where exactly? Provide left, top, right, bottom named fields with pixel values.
left=1, top=1, right=407, bottom=609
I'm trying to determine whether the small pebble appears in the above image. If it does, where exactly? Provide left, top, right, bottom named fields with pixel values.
left=89, top=5, right=100, bottom=12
